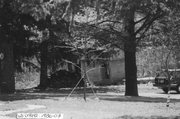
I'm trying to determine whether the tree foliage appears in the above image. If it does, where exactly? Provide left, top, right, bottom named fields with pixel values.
left=1, top=0, right=180, bottom=93
left=77, top=0, right=180, bottom=96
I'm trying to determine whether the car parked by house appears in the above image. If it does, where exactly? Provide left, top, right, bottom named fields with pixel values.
left=153, top=69, right=180, bottom=93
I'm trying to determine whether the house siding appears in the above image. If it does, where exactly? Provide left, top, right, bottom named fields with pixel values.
left=85, top=59, right=125, bottom=85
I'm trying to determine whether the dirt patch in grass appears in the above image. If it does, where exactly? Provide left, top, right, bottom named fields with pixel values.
left=0, top=103, right=27, bottom=111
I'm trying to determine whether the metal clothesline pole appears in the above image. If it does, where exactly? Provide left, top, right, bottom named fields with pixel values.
left=64, top=59, right=100, bottom=101
left=64, top=70, right=99, bottom=101
left=65, top=76, right=84, bottom=100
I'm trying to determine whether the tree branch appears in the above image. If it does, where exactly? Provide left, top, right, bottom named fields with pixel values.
left=88, top=24, right=125, bottom=40
left=136, top=30, right=160, bottom=44
left=136, top=22, right=154, bottom=43
left=135, top=12, right=163, bottom=35
left=95, top=20, right=123, bottom=25
left=135, top=15, right=149, bottom=24
left=135, top=12, right=164, bottom=44
left=22, top=59, right=40, bottom=70
left=62, top=0, right=71, bottom=20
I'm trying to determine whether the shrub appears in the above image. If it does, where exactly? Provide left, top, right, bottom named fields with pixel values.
left=48, top=70, right=83, bottom=88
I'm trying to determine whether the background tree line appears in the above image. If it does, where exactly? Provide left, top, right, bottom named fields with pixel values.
left=0, top=0, right=180, bottom=96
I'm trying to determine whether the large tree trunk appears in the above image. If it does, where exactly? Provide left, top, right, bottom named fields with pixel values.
left=0, top=40, right=15, bottom=94
left=38, top=41, right=49, bottom=89
left=124, top=42, right=138, bottom=96
left=124, top=1, right=138, bottom=96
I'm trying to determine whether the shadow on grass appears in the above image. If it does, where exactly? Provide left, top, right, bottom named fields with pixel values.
left=158, top=92, right=180, bottom=95
left=0, top=86, right=179, bottom=103
left=112, top=115, right=180, bottom=119
left=0, top=87, right=110, bottom=101
left=0, top=92, right=67, bottom=101
left=99, top=94, right=180, bottom=103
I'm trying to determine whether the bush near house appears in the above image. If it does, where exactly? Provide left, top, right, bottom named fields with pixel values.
left=48, top=70, right=83, bottom=88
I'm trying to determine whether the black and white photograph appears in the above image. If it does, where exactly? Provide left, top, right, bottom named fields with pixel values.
left=0, top=0, right=180, bottom=119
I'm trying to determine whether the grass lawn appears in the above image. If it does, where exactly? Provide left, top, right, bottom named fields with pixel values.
left=0, top=84, right=180, bottom=119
